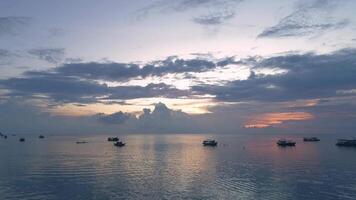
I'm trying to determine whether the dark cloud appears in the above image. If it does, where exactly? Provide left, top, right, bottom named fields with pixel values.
left=1, top=55, right=209, bottom=104
left=0, top=17, right=32, bottom=36
left=0, top=72, right=190, bottom=104
left=193, top=48, right=356, bottom=102
left=25, top=56, right=216, bottom=81
left=28, top=48, right=65, bottom=64
left=0, top=75, right=109, bottom=103
left=258, top=0, right=349, bottom=38
left=108, top=83, right=191, bottom=100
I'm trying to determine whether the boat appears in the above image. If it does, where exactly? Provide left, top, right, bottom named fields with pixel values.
left=39, top=135, right=45, bottom=139
left=108, top=137, right=119, bottom=142
left=277, top=139, right=296, bottom=147
left=114, top=141, right=125, bottom=147
left=203, top=139, right=218, bottom=146
left=336, top=139, right=356, bottom=147
left=19, top=138, right=25, bottom=142
left=303, top=137, right=320, bottom=142
left=0, top=132, right=6, bottom=139
left=76, top=141, right=87, bottom=144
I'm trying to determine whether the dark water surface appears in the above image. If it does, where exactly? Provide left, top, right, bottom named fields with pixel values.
left=1, top=134, right=356, bottom=200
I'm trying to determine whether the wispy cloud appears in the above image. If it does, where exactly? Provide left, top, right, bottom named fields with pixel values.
left=138, top=0, right=243, bottom=26
left=258, top=0, right=349, bottom=38
left=192, top=11, right=235, bottom=25
left=0, top=16, right=32, bottom=36
left=28, top=48, right=65, bottom=65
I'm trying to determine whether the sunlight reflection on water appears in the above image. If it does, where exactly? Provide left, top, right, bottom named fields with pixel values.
left=0, top=134, right=356, bottom=200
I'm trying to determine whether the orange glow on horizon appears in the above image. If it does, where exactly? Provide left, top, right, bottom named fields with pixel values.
left=244, top=112, right=314, bottom=129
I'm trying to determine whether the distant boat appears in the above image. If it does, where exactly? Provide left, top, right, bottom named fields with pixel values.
left=336, top=139, right=356, bottom=147
left=277, top=139, right=296, bottom=147
left=19, top=138, right=25, bottom=142
left=76, top=141, right=87, bottom=144
left=114, top=141, right=125, bottom=147
left=303, top=137, right=320, bottom=142
left=39, top=135, right=45, bottom=139
left=108, top=137, right=119, bottom=142
left=203, top=139, right=218, bottom=146
left=0, top=132, right=6, bottom=139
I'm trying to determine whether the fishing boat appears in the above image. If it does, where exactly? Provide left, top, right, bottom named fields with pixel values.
left=335, top=139, right=356, bottom=147
left=108, top=137, right=119, bottom=142
left=277, top=139, right=296, bottom=147
left=19, top=138, right=25, bottom=142
left=203, top=139, right=218, bottom=146
left=114, top=141, right=125, bottom=147
left=303, top=137, right=320, bottom=142
left=76, top=141, right=87, bottom=144
left=39, top=135, right=45, bottom=139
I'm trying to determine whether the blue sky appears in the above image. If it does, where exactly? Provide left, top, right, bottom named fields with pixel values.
left=0, top=0, right=355, bottom=134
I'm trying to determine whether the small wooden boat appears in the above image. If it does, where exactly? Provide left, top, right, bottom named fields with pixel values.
left=19, top=138, right=25, bottom=142
left=277, top=139, right=296, bottom=147
left=303, top=137, right=320, bottom=142
left=114, top=141, right=125, bottom=147
left=76, top=141, right=87, bottom=144
left=336, top=139, right=356, bottom=147
left=108, top=137, right=119, bottom=142
left=203, top=139, right=218, bottom=146
left=39, top=135, right=45, bottom=139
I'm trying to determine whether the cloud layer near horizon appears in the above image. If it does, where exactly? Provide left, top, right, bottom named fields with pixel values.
left=0, top=48, right=355, bottom=134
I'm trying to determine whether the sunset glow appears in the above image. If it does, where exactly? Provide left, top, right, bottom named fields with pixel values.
left=244, top=112, right=314, bottom=129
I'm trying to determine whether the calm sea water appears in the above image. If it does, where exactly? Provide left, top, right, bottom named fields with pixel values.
left=0, top=134, right=356, bottom=200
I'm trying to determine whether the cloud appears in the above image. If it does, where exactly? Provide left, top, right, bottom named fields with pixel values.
left=138, top=0, right=242, bottom=26
left=2, top=48, right=356, bottom=106
left=0, top=75, right=109, bottom=103
left=28, top=48, right=65, bottom=64
left=0, top=55, right=219, bottom=104
left=25, top=56, right=217, bottom=81
left=193, top=48, right=356, bottom=102
left=0, top=72, right=191, bottom=104
left=258, top=0, right=349, bottom=38
left=0, top=49, right=12, bottom=58
left=192, top=11, right=235, bottom=25
left=0, top=17, right=32, bottom=36
left=0, top=49, right=15, bottom=65
left=97, top=111, right=133, bottom=124
left=97, top=102, right=196, bottom=133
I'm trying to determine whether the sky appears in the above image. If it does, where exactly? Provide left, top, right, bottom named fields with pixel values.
left=0, top=0, right=356, bottom=135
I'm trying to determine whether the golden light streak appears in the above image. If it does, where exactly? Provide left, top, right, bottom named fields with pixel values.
left=244, top=112, right=314, bottom=129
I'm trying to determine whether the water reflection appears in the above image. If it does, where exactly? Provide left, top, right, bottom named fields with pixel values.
left=0, top=134, right=356, bottom=200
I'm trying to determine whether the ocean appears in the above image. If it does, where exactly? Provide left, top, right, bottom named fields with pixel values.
left=0, top=134, right=355, bottom=200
